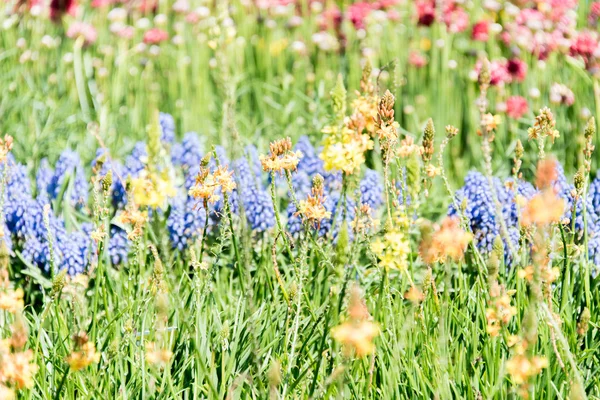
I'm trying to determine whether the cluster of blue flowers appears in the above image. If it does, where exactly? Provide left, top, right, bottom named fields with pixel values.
left=450, top=162, right=600, bottom=267
left=2, top=153, right=93, bottom=276
left=8, top=110, right=600, bottom=278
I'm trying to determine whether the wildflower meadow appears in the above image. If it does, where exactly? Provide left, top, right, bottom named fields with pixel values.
left=3, top=0, right=600, bottom=398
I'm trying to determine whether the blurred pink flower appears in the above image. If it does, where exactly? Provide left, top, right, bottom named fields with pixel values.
left=472, top=20, right=489, bottom=42
left=91, top=0, right=115, bottom=7
left=144, top=28, right=169, bottom=44
left=443, top=6, right=468, bottom=33
left=416, top=0, right=435, bottom=26
left=347, top=2, right=372, bottom=29
left=590, top=2, right=600, bottom=26
left=506, top=96, right=528, bottom=119
left=67, top=21, right=98, bottom=45
left=550, top=83, right=575, bottom=106
left=319, top=6, right=342, bottom=30
left=115, top=25, right=134, bottom=39
left=570, top=31, right=598, bottom=59
left=255, top=0, right=294, bottom=9
left=186, top=12, right=200, bottom=24
left=373, top=0, right=400, bottom=8
left=138, top=0, right=157, bottom=13
left=409, top=51, right=427, bottom=68
left=387, top=9, right=400, bottom=21
left=506, top=58, right=527, bottom=82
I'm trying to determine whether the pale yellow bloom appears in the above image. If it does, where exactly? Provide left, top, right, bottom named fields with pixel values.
left=331, top=285, right=379, bottom=357
left=260, top=151, right=302, bottom=173
left=486, top=294, right=517, bottom=337
left=145, top=342, right=173, bottom=368
left=331, top=320, right=379, bottom=357
left=0, top=288, right=24, bottom=313
left=521, top=190, right=564, bottom=226
left=67, top=342, right=101, bottom=371
left=397, top=136, right=423, bottom=158
left=320, top=125, right=373, bottom=175
left=2, top=350, right=38, bottom=389
left=506, top=354, right=548, bottom=385
left=350, top=94, right=378, bottom=135
left=404, top=286, right=425, bottom=303
left=130, top=171, right=176, bottom=208
left=0, top=385, right=14, bottom=400
left=188, top=165, right=236, bottom=205
left=420, top=217, right=472, bottom=264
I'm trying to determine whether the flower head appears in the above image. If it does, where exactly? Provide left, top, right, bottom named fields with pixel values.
left=260, top=137, right=302, bottom=174
left=189, top=164, right=236, bottom=205
left=331, top=285, right=379, bottom=358
left=420, top=217, right=472, bottom=264
left=66, top=333, right=100, bottom=371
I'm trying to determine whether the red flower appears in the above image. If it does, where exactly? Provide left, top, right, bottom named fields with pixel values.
left=472, top=21, right=489, bottom=42
left=143, top=28, right=169, bottom=45
left=506, top=96, right=529, bottom=119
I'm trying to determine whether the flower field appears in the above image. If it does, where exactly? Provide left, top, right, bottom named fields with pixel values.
left=2, top=0, right=600, bottom=398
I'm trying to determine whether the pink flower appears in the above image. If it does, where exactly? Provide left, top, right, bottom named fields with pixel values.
left=506, top=58, right=527, bottom=82
left=185, top=12, right=200, bottom=24
left=115, top=26, right=134, bottom=39
left=319, top=6, right=342, bottom=31
left=506, top=96, right=528, bottom=119
left=138, top=0, right=157, bottom=13
left=416, top=0, right=435, bottom=26
left=143, top=28, right=169, bottom=44
left=472, top=20, right=489, bottom=42
left=373, top=0, right=400, bottom=8
left=347, top=2, right=373, bottom=29
left=409, top=51, right=427, bottom=68
left=443, top=6, right=469, bottom=33
left=67, top=22, right=98, bottom=45
left=590, top=2, right=600, bottom=26
left=91, top=0, right=115, bottom=7
left=570, top=31, right=598, bottom=59
left=550, top=83, right=575, bottom=106
left=387, top=9, right=400, bottom=21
